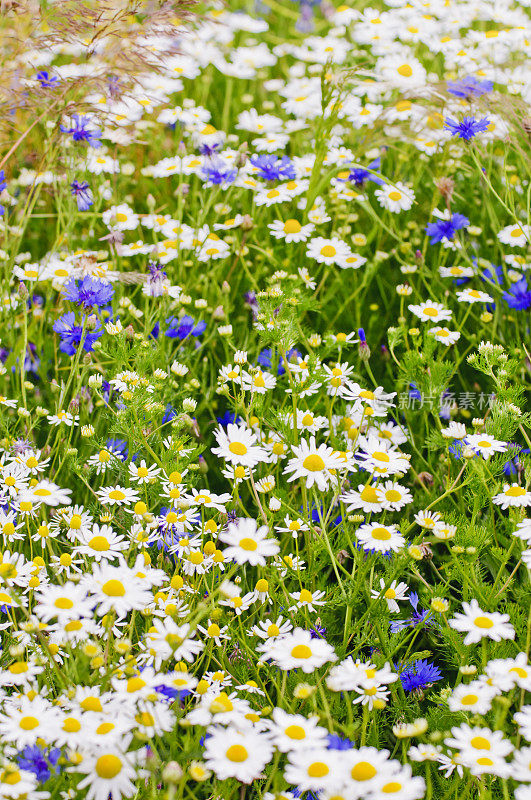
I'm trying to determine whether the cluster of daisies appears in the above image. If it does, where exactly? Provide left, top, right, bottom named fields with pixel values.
left=0, top=0, right=530, bottom=798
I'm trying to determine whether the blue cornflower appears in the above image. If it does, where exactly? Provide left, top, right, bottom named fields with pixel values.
left=145, top=260, right=168, bottom=297
left=258, top=347, right=302, bottom=376
left=310, top=624, right=327, bottom=639
left=426, top=213, right=469, bottom=244
left=503, top=277, right=531, bottom=311
left=165, top=315, right=206, bottom=340
left=481, top=263, right=504, bottom=287
left=162, top=404, right=177, bottom=425
left=306, top=502, right=342, bottom=529
left=326, top=733, right=354, bottom=750
left=295, top=1, right=316, bottom=32
left=61, top=276, right=114, bottom=309
left=17, top=745, right=61, bottom=783
left=0, top=170, right=6, bottom=217
left=202, top=159, right=237, bottom=186
left=244, top=291, right=259, bottom=320
left=53, top=312, right=102, bottom=356
left=447, top=76, right=493, bottom=100
left=199, top=142, right=222, bottom=157
left=444, top=116, right=490, bottom=141
left=250, top=154, right=296, bottom=182
left=106, top=438, right=129, bottom=461
left=155, top=682, right=192, bottom=702
left=390, top=593, right=435, bottom=632
left=60, top=114, right=102, bottom=148
left=216, top=411, right=241, bottom=426
left=399, top=659, right=442, bottom=692
left=70, top=180, right=93, bottom=211
left=348, top=157, right=384, bottom=187
left=503, top=444, right=531, bottom=477
left=409, top=382, right=422, bottom=402
left=36, top=71, right=59, bottom=89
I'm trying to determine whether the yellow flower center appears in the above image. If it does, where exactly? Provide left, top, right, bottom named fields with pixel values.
left=470, top=736, right=490, bottom=749
left=285, top=725, right=306, bottom=739
left=360, top=486, right=379, bottom=502
left=351, top=762, right=377, bottom=781
left=302, top=454, right=325, bottom=472
left=88, top=536, right=110, bottom=551
left=95, top=754, right=122, bottom=779
left=54, top=597, right=74, bottom=609
left=229, top=441, right=247, bottom=456
left=385, top=489, right=401, bottom=502
left=80, top=697, right=103, bottom=712
left=291, top=644, right=312, bottom=659
left=372, top=527, right=392, bottom=541
left=308, top=762, right=329, bottom=778
left=474, top=616, right=494, bottom=629
left=284, top=219, right=301, bottom=234
left=505, top=486, right=525, bottom=497
left=397, top=64, right=413, bottom=77
left=238, top=537, right=257, bottom=551
left=226, top=745, right=248, bottom=762
left=19, top=716, right=39, bottom=730
left=102, top=579, right=125, bottom=597
left=63, top=717, right=82, bottom=732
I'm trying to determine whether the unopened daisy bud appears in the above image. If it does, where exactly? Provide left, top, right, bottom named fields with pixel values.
left=396, top=284, right=413, bottom=296
left=472, top=418, right=484, bottom=429
left=18, top=282, right=29, bottom=300
left=459, top=664, right=477, bottom=675
left=241, top=214, right=254, bottom=231
left=88, top=374, right=103, bottom=389
left=81, top=425, right=95, bottom=437
left=218, top=324, right=232, bottom=336
left=430, top=597, right=449, bottom=613
left=212, top=305, right=225, bottom=320
left=17, top=408, right=30, bottom=418
left=393, top=719, right=428, bottom=738
left=182, top=398, right=197, bottom=413
left=189, top=761, right=211, bottom=782
left=462, top=446, right=476, bottom=459
left=294, top=682, right=316, bottom=699
left=480, top=311, right=493, bottom=323
left=348, top=514, right=364, bottom=523
left=162, top=761, right=183, bottom=783
left=234, top=350, right=248, bottom=365
left=308, top=333, right=321, bottom=348
left=171, top=361, right=189, bottom=377
left=408, top=544, right=423, bottom=560
left=153, top=368, right=167, bottom=380
left=373, top=698, right=387, bottom=710
left=269, top=496, right=281, bottom=511
left=9, top=644, right=25, bottom=658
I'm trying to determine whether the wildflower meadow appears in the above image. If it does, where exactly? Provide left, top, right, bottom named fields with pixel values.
left=0, top=0, right=531, bottom=798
